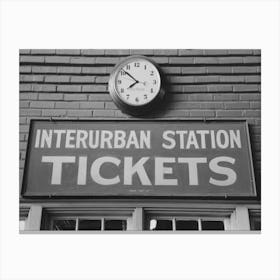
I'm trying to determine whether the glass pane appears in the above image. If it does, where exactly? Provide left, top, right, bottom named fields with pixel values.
left=104, top=220, right=127, bottom=231
left=176, top=220, right=198, bottom=230
left=250, top=217, right=261, bottom=230
left=52, top=219, right=76, bottom=231
left=19, top=220, right=25, bottom=231
left=201, top=220, right=224, bottom=231
left=78, top=219, right=101, bottom=230
left=150, top=219, right=173, bottom=231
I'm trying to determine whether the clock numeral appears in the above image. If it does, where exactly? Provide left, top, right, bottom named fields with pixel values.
left=135, top=97, right=139, bottom=102
left=150, top=71, right=154, bottom=76
left=144, top=94, right=148, bottom=99
left=126, top=94, right=130, bottom=99
left=144, top=65, right=147, bottom=70
left=117, top=80, right=122, bottom=84
left=153, top=80, right=156, bottom=85
left=134, top=62, right=140, bottom=67
left=126, top=65, right=130, bottom=70
left=150, top=88, right=154, bottom=93
left=120, top=70, right=126, bottom=76
left=121, top=88, right=124, bottom=93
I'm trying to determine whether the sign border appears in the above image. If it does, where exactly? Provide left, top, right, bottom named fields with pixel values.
left=21, top=119, right=257, bottom=199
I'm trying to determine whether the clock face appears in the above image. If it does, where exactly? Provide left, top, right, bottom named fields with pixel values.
left=114, top=58, right=161, bottom=106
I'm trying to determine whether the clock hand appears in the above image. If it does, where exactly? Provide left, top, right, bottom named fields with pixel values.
left=127, top=81, right=139, bottom=89
left=122, top=69, right=138, bottom=83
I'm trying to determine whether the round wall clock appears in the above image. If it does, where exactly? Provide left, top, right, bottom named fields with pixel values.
left=108, top=55, right=165, bottom=115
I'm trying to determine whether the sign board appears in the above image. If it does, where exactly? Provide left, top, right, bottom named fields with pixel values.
left=22, top=120, right=256, bottom=197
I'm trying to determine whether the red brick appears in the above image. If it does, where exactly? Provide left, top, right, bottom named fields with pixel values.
left=71, top=76, right=95, bottom=83
left=31, top=49, right=56, bottom=54
left=188, top=94, right=212, bottom=101
left=20, top=66, right=32, bottom=73
left=92, top=110, right=115, bottom=117
left=173, top=101, right=202, bottom=109
left=82, top=85, right=107, bottom=92
left=213, top=94, right=239, bottom=101
left=190, top=110, right=215, bottom=118
left=216, top=110, right=243, bottom=117
left=178, top=50, right=204, bottom=56
left=163, top=110, right=189, bottom=117
left=195, top=57, right=219, bottom=64
left=250, top=101, right=261, bottom=109
left=207, top=67, right=232, bottom=74
left=154, top=49, right=178, bottom=56
left=82, top=67, right=107, bottom=74
left=67, top=110, right=92, bottom=117
left=20, top=101, right=29, bottom=108
left=200, top=102, right=223, bottom=109
left=204, top=50, right=228, bottom=55
left=169, top=57, right=194, bottom=64
left=243, top=56, right=261, bottom=64
left=228, top=49, right=253, bottom=55
left=20, top=109, right=41, bottom=116
left=20, top=56, right=44, bottom=63
left=207, top=85, right=233, bottom=92
left=20, top=84, right=32, bottom=92
left=218, top=57, right=243, bottom=64
left=239, top=93, right=260, bottom=101
left=243, top=110, right=261, bottom=117
left=182, top=67, right=207, bottom=74
left=224, top=102, right=250, bottom=109
left=233, top=85, right=259, bottom=92
left=105, top=102, right=118, bottom=109
left=42, top=109, right=66, bottom=116
left=20, top=92, right=38, bottom=100
left=95, top=57, right=120, bottom=64
left=56, top=49, right=80, bottom=55
left=95, top=76, right=108, bottom=83
left=39, top=93, right=63, bottom=100
left=55, top=102, right=79, bottom=109
left=64, top=94, right=87, bottom=101
left=45, top=56, right=70, bottom=64
left=80, top=102, right=104, bottom=109
left=32, top=84, right=56, bottom=92
left=81, top=49, right=105, bottom=56
left=105, top=49, right=130, bottom=55
left=219, top=76, right=245, bottom=83
left=194, top=76, right=219, bottom=83
left=57, top=85, right=81, bottom=92
left=45, top=75, right=70, bottom=83
left=20, top=75, right=44, bottom=82
left=57, top=66, right=81, bottom=74
left=30, top=101, right=54, bottom=108
left=184, top=85, right=207, bottom=93
left=245, top=76, right=261, bottom=83
left=131, top=49, right=154, bottom=55
left=152, top=57, right=169, bottom=64
left=170, top=76, right=194, bottom=83
left=32, top=66, right=56, bottom=73
left=89, top=94, right=111, bottom=101
left=161, top=67, right=181, bottom=74
left=70, top=57, right=96, bottom=64
left=232, top=66, right=259, bottom=74
left=20, top=49, right=31, bottom=54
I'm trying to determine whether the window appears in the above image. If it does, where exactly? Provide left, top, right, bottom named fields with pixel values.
left=50, top=217, right=127, bottom=231
left=148, top=217, right=227, bottom=231
left=249, top=210, right=261, bottom=231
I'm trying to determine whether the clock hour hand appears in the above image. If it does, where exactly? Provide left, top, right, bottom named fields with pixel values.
left=127, top=81, right=138, bottom=89
left=122, top=69, right=138, bottom=83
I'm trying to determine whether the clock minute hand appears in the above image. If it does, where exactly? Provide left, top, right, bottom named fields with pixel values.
left=123, top=69, right=138, bottom=82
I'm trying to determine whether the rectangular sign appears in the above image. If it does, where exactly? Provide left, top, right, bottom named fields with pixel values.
left=22, top=120, right=256, bottom=197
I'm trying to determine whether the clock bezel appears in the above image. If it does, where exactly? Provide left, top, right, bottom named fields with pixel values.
left=108, top=55, right=165, bottom=115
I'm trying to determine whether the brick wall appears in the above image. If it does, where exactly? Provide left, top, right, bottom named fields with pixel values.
left=19, top=49, right=261, bottom=196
